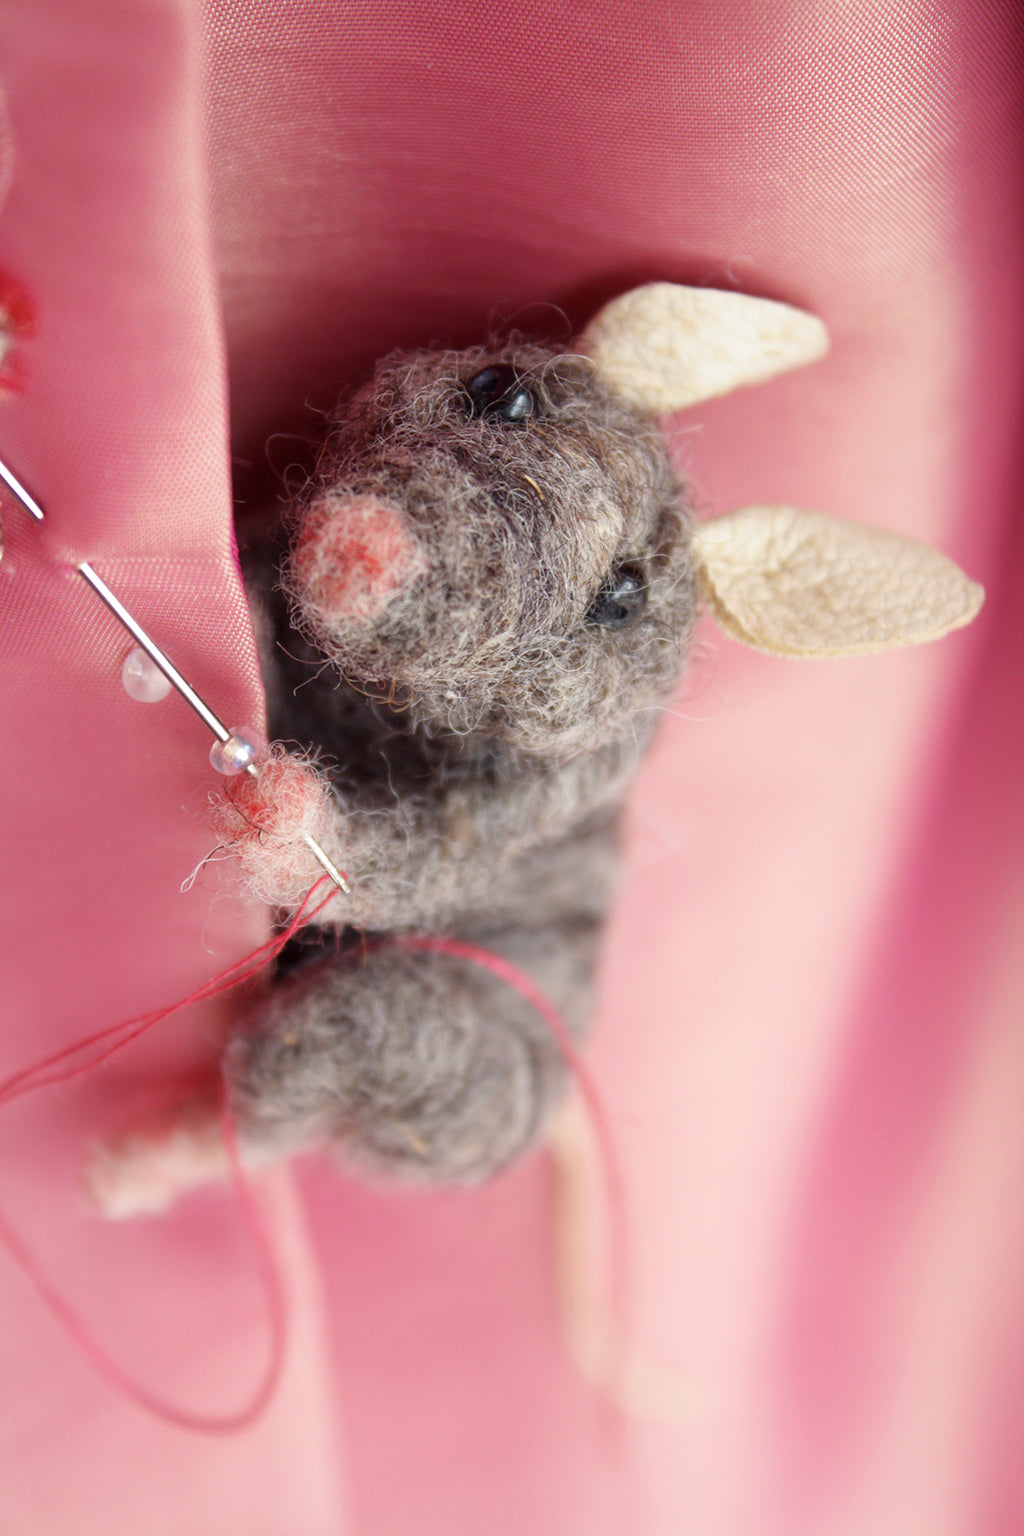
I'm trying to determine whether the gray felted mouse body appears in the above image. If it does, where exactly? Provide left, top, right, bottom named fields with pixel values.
left=227, top=344, right=698, bottom=1183
left=88, top=284, right=984, bottom=1216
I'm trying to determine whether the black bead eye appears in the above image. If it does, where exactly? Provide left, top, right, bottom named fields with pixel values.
left=465, top=364, right=535, bottom=423
left=586, top=565, right=647, bottom=629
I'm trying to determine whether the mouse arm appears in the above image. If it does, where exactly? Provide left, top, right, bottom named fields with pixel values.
left=213, top=488, right=987, bottom=927
left=207, top=731, right=643, bottom=928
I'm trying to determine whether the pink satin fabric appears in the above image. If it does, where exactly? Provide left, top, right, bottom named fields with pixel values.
left=0, top=2, right=1021, bottom=1532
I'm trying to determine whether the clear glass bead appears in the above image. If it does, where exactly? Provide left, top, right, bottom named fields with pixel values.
left=209, top=727, right=261, bottom=776
left=122, top=646, right=173, bottom=702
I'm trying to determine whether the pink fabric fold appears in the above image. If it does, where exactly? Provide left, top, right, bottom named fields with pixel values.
left=0, top=2, right=345, bottom=1530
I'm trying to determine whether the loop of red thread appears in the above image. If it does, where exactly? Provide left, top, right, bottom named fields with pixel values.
left=0, top=888, right=626, bottom=1432
left=0, top=879, right=335, bottom=1110
left=0, top=877, right=335, bottom=1434
left=388, top=934, right=630, bottom=1383
left=0, top=1090, right=286, bottom=1435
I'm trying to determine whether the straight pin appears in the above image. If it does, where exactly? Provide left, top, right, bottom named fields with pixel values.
left=79, top=562, right=350, bottom=896
left=79, top=562, right=231, bottom=744
left=0, top=454, right=45, bottom=523
left=0, top=449, right=348, bottom=898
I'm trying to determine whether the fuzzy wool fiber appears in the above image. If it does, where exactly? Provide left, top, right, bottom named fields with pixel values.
left=206, top=746, right=341, bottom=908
left=229, top=339, right=698, bottom=1183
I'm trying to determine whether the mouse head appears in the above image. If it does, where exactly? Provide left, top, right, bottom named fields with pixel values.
left=284, top=285, right=983, bottom=758
left=286, top=339, right=696, bottom=757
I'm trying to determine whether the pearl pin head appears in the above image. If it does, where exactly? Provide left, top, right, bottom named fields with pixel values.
left=122, top=645, right=173, bottom=703
left=209, top=728, right=261, bottom=777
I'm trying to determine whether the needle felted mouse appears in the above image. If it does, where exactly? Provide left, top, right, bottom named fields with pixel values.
left=89, top=284, right=983, bottom=1215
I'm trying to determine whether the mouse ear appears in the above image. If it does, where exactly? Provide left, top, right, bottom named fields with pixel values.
left=579, top=283, right=828, bottom=412
left=692, top=506, right=984, bottom=657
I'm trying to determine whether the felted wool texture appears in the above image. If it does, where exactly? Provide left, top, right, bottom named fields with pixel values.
left=292, top=492, right=430, bottom=629
left=281, top=343, right=698, bottom=760
left=228, top=336, right=699, bottom=1180
left=206, top=745, right=341, bottom=908
left=228, top=912, right=603, bottom=1184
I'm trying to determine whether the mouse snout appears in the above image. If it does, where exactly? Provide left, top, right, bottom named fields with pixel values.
left=290, top=493, right=429, bottom=632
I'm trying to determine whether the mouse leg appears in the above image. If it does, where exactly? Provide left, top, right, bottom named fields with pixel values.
left=226, top=913, right=603, bottom=1185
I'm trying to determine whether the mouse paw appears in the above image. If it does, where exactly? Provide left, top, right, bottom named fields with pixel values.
left=207, top=746, right=345, bottom=908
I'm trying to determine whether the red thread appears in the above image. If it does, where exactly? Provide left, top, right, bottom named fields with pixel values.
left=0, top=878, right=335, bottom=1433
left=0, top=880, right=335, bottom=1111
left=0, top=272, right=36, bottom=336
left=0, top=272, right=36, bottom=393
left=0, top=1090, right=285, bottom=1435
left=389, top=935, right=630, bottom=1388
left=0, top=887, right=627, bottom=1431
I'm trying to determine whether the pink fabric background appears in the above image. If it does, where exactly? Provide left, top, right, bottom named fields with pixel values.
left=0, top=2, right=1021, bottom=1532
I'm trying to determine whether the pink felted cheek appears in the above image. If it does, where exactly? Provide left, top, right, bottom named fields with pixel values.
left=292, top=494, right=428, bottom=629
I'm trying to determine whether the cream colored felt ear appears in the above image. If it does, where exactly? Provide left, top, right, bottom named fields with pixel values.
left=693, top=506, right=985, bottom=657
left=580, top=283, right=829, bottom=412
